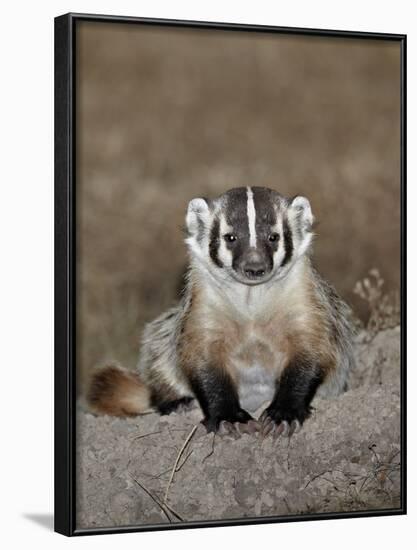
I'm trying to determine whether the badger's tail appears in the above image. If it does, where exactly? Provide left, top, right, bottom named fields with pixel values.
left=86, top=364, right=152, bottom=417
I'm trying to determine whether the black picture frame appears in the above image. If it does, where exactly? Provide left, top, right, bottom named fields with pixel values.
left=54, top=12, right=407, bottom=537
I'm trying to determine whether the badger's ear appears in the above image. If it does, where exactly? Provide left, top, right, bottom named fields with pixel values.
left=186, top=198, right=210, bottom=237
left=289, top=196, right=314, bottom=234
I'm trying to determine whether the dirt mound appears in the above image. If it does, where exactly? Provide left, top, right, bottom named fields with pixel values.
left=76, top=327, right=401, bottom=529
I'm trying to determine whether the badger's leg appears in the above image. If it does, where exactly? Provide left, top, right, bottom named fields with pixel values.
left=157, top=396, right=195, bottom=415
left=187, top=366, right=255, bottom=433
left=260, top=356, right=324, bottom=436
left=147, top=375, right=193, bottom=416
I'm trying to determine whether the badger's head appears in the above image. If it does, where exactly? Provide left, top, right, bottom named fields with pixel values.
left=185, top=186, right=314, bottom=286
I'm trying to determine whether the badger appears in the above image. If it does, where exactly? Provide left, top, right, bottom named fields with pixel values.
left=87, top=186, right=355, bottom=436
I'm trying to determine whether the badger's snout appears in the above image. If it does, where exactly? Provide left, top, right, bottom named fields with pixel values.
left=244, top=265, right=266, bottom=279
left=240, top=249, right=271, bottom=281
left=243, top=261, right=266, bottom=280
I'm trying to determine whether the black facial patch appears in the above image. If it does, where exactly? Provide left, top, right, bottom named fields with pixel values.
left=209, top=217, right=223, bottom=268
left=224, top=188, right=250, bottom=237
left=281, top=217, right=294, bottom=267
left=221, top=187, right=287, bottom=276
left=252, top=187, right=280, bottom=266
left=252, top=187, right=278, bottom=230
left=223, top=188, right=251, bottom=271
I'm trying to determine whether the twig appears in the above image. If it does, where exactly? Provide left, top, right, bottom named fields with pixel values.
left=129, top=472, right=185, bottom=522
left=202, top=432, right=216, bottom=463
left=128, top=473, right=172, bottom=523
left=359, top=473, right=373, bottom=493
left=130, top=430, right=161, bottom=441
left=163, top=424, right=198, bottom=504
left=177, top=449, right=194, bottom=472
left=151, top=449, right=194, bottom=481
left=163, top=501, right=185, bottom=522
left=304, top=470, right=331, bottom=489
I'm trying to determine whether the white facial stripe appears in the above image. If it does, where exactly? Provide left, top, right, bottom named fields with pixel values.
left=246, top=186, right=257, bottom=248
left=272, top=215, right=286, bottom=266
left=218, top=213, right=234, bottom=267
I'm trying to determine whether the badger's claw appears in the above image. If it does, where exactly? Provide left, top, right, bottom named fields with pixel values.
left=202, top=408, right=257, bottom=435
left=218, top=420, right=237, bottom=436
left=260, top=416, right=274, bottom=437
left=239, top=419, right=261, bottom=435
left=288, top=418, right=301, bottom=436
left=259, top=414, right=301, bottom=439
left=216, top=419, right=261, bottom=438
left=259, top=410, right=268, bottom=423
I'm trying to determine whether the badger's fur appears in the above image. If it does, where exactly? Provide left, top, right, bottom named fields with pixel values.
left=87, top=187, right=355, bottom=434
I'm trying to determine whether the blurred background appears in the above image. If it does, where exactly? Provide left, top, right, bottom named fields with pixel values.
left=76, top=21, right=401, bottom=387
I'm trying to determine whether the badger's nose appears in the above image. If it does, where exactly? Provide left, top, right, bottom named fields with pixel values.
left=241, top=249, right=269, bottom=281
left=245, top=266, right=266, bottom=279
left=242, top=260, right=267, bottom=280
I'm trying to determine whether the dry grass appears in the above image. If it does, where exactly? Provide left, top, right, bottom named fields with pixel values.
left=354, top=268, right=401, bottom=335
left=75, top=22, right=401, bottom=388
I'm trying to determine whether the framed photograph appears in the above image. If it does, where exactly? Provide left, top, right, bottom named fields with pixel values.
left=55, top=13, right=406, bottom=536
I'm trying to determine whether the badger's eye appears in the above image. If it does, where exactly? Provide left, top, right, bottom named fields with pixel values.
left=268, top=233, right=279, bottom=242
left=224, top=234, right=237, bottom=243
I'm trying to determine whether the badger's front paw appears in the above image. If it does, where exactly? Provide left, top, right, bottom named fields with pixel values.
left=259, top=404, right=309, bottom=438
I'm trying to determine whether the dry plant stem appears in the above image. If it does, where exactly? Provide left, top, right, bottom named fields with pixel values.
left=304, top=470, right=332, bottom=489
left=163, top=424, right=198, bottom=505
left=128, top=473, right=172, bottom=523
left=130, top=430, right=161, bottom=441
left=202, top=433, right=216, bottom=463
left=162, top=501, right=185, bottom=522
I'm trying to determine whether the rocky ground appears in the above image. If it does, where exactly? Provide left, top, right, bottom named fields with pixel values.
left=76, top=327, right=402, bottom=530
